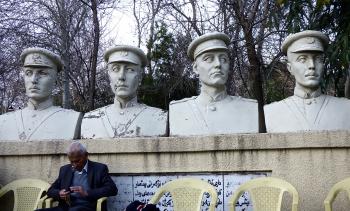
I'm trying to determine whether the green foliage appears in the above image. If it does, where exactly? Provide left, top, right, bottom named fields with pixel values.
left=279, top=0, right=350, bottom=97
left=138, top=22, right=197, bottom=110
left=266, top=79, right=287, bottom=103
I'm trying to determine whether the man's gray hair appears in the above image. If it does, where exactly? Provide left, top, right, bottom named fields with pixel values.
left=67, top=141, right=88, bottom=155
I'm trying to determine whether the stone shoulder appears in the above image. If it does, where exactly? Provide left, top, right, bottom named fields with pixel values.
left=142, top=104, right=167, bottom=115
left=169, top=96, right=197, bottom=105
left=0, top=110, right=17, bottom=118
left=53, top=106, right=81, bottom=115
left=83, top=105, right=110, bottom=119
left=264, top=97, right=292, bottom=109
left=230, top=95, right=257, bottom=103
left=265, top=95, right=350, bottom=109
left=326, top=95, right=350, bottom=103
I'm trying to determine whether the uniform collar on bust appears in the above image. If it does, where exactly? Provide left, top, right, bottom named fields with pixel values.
left=197, top=89, right=228, bottom=105
left=294, top=87, right=322, bottom=99
left=27, top=98, right=53, bottom=110
left=114, top=96, right=138, bottom=109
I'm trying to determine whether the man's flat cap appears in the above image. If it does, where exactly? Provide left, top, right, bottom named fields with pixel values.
left=187, top=32, right=230, bottom=61
left=20, top=47, right=63, bottom=72
left=104, top=45, right=148, bottom=67
left=281, top=30, right=329, bottom=55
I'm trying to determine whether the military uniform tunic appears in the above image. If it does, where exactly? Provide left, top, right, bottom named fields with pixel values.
left=169, top=91, right=259, bottom=136
left=81, top=97, right=168, bottom=139
left=264, top=89, right=350, bottom=132
left=0, top=101, right=81, bottom=141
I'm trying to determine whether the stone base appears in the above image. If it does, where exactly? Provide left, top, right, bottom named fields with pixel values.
left=1, top=131, right=350, bottom=210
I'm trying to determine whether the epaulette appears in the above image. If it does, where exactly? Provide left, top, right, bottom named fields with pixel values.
left=231, top=95, right=257, bottom=103
left=169, top=96, right=196, bottom=105
left=241, top=97, right=258, bottom=103
left=83, top=105, right=109, bottom=119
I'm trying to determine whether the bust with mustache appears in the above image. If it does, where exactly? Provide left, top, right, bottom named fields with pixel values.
left=0, top=48, right=81, bottom=141
left=169, top=32, right=259, bottom=136
left=264, top=30, right=350, bottom=132
left=81, top=45, right=167, bottom=138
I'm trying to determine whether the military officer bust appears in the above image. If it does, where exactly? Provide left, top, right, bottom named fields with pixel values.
left=264, top=30, right=350, bottom=132
left=169, top=32, right=259, bottom=136
left=81, top=45, right=167, bottom=138
left=0, top=48, right=82, bottom=141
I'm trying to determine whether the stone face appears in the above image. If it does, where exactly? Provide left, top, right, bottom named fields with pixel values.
left=0, top=47, right=81, bottom=141
left=264, top=30, right=350, bottom=132
left=81, top=45, right=167, bottom=139
left=169, top=32, right=258, bottom=136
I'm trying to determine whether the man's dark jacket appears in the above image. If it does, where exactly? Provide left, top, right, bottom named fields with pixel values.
left=47, top=160, right=118, bottom=209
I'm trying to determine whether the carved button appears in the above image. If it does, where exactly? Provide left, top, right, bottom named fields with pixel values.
left=209, top=106, right=216, bottom=111
left=306, top=101, right=312, bottom=105
left=120, top=111, right=124, bottom=115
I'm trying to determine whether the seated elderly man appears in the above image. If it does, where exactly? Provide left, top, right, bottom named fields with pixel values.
left=36, top=142, right=117, bottom=211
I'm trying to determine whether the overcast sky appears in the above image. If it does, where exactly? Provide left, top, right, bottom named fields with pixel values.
left=103, top=1, right=139, bottom=46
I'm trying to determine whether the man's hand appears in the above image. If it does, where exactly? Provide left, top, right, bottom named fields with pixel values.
left=59, top=189, right=70, bottom=200
left=70, top=186, right=88, bottom=197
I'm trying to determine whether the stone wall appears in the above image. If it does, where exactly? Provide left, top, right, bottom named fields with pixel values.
left=1, top=131, right=350, bottom=210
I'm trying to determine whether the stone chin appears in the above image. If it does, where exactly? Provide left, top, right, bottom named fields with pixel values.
left=115, top=91, right=136, bottom=99
left=298, top=78, right=322, bottom=89
left=202, top=76, right=227, bottom=87
left=26, top=89, right=51, bottom=101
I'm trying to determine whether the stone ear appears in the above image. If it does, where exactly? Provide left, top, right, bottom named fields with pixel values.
left=138, top=67, right=143, bottom=85
left=192, top=62, right=198, bottom=75
left=20, top=68, right=25, bottom=77
left=286, top=62, right=293, bottom=75
left=106, top=66, right=112, bottom=79
left=52, top=69, right=58, bottom=80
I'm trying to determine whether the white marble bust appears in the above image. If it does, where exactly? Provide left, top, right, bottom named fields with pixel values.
left=81, top=45, right=167, bottom=139
left=264, top=30, right=350, bottom=132
left=169, top=32, right=258, bottom=136
left=0, top=48, right=82, bottom=141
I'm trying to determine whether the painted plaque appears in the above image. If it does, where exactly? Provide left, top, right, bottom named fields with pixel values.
left=107, top=172, right=269, bottom=211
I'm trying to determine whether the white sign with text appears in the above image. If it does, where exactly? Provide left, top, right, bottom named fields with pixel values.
left=108, top=172, right=269, bottom=211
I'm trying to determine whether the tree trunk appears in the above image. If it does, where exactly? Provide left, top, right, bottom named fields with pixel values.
left=88, top=0, right=100, bottom=111
left=244, top=32, right=266, bottom=132
left=57, top=0, right=71, bottom=109
left=345, top=69, right=350, bottom=98
left=230, top=0, right=266, bottom=132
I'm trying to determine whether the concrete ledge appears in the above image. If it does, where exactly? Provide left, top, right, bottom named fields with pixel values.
left=1, top=131, right=350, bottom=211
left=1, top=130, right=350, bottom=155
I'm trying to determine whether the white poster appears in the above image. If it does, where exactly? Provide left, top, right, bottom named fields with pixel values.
left=108, top=172, right=269, bottom=211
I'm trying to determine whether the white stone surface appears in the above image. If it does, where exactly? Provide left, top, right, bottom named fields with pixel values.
left=265, top=94, right=350, bottom=132
left=1, top=132, right=350, bottom=211
left=81, top=46, right=167, bottom=138
left=264, top=30, right=350, bottom=132
left=170, top=94, right=258, bottom=136
left=0, top=105, right=81, bottom=141
left=107, top=173, right=268, bottom=211
left=81, top=98, right=167, bottom=138
left=170, top=32, right=258, bottom=136
left=0, top=48, right=81, bottom=141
